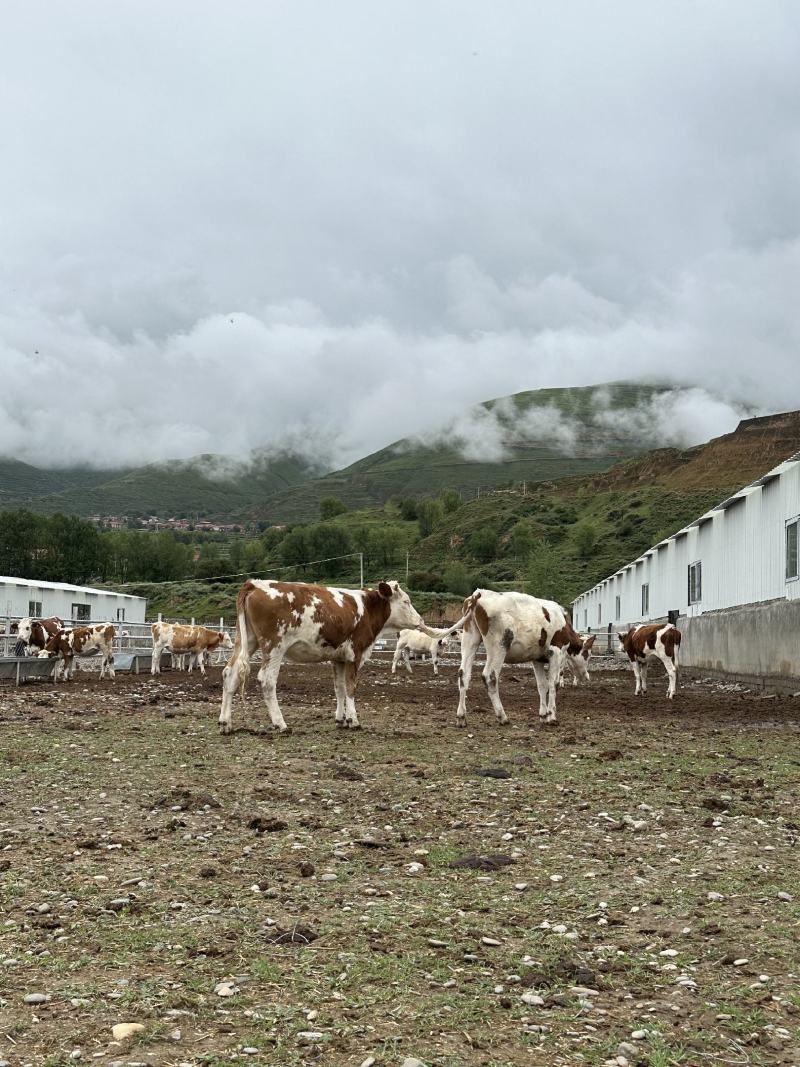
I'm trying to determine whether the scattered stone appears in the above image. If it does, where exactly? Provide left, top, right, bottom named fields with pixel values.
left=707, top=891, right=725, bottom=901
left=400, top=1059, right=427, bottom=1067
left=200, top=866, right=217, bottom=878
left=359, top=1058, right=376, bottom=1067
left=297, top=1031, right=326, bottom=1043
left=474, top=767, right=511, bottom=779
left=23, top=992, right=51, bottom=1005
left=617, top=1042, right=638, bottom=1059
left=214, top=981, right=239, bottom=997
left=733, top=958, right=749, bottom=966
left=481, top=936, right=502, bottom=946
left=241, top=1049, right=259, bottom=1056
left=521, top=993, right=545, bottom=1006
left=299, top=862, right=315, bottom=878
left=777, top=891, right=793, bottom=902
left=111, top=1023, right=145, bottom=1040
left=319, top=873, right=338, bottom=882
left=107, top=898, right=131, bottom=911
left=631, top=1029, right=648, bottom=1040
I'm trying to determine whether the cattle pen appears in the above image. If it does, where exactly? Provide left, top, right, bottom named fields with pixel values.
left=572, top=442, right=800, bottom=692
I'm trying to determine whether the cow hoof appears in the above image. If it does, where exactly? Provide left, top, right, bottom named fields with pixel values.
left=335, top=719, right=346, bottom=729
left=455, top=718, right=466, bottom=728
left=219, top=724, right=231, bottom=736
left=347, top=721, right=361, bottom=730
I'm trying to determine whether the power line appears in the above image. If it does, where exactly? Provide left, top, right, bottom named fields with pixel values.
left=127, top=552, right=365, bottom=586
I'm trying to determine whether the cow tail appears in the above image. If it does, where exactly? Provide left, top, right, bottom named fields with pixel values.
left=235, top=583, right=253, bottom=701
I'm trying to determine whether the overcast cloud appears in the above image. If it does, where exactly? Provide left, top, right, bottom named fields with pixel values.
left=1, top=1, right=799, bottom=469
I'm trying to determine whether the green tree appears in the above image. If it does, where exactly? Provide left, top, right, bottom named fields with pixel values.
left=417, top=498, right=444, bottom=538
left=439, top=489, right=461, bottom=513
left=468, top=525, right=499, bottom=562
left=397, top=498, right=418, bottom=521
left=525, top=539, right=562, bottom=601
left=442, top=561, right=472, bottom=596
left=573, top=519, right=598, bottom=559
left=320, top=496, right=348, bottom=520
left=510, top=519, right=538, bottom=560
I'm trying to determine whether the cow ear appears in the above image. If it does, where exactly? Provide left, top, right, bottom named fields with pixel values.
left=617, top=632, right=625, bottom=643
left=584, top=634, right=596, bottom=650
left=377, top=581, right=393, bottom=599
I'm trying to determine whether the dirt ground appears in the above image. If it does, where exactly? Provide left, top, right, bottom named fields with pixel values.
left=1, top=661, right=799, bottom=1067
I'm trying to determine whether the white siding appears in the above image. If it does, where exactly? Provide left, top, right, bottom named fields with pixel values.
left=0, top=577, right=146, bottom=624
left=573, top=454, right=800, bottom=627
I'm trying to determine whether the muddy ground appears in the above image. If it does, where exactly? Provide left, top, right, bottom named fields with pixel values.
left=0, top=662, right=799, bottom=1067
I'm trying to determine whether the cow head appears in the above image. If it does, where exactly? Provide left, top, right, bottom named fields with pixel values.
left=376, top=580, right=431, bottom=633
left=17, top=618, right=33, bottom=646
left=570, top=634, right=596, bottom=683
left=436, top=634, right=451, bottom=654
left=220, top=631, right=234, bottom=650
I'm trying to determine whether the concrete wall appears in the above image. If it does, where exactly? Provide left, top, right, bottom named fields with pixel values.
left=680, top=598, right=800, bottom=692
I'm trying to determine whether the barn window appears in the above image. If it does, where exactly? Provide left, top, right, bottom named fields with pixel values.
left=116, top=608, right=126, bottom=622
left=72, top=603, right=91, bottom=622
left=641, top=583, right=650, bottom=616
left=787, top=518, right=799, bottom=580
left=583, top=609, right=588, bottom=629
left=597, top=603, right=602, bottom=625
left=615, top=595, right=621, bottom=620
left=688, top=561, right=702, bottom=604
left=28, top=600, right=42, bottom=617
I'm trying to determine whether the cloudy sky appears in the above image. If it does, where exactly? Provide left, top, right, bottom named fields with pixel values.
left=2, top=0, right=799, bottom=469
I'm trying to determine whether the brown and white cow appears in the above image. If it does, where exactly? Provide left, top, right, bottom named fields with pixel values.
left=453, top=589, right=593, bottom=726
left=391, top=627, right=452, bottom=676
left=42, top=624, right=116, bottom=680
left=15, top=616, right=63, bottom=656
left=557, top=633, right=596, bottom=688
left=151, top=623, right=233, bottom=676
left=618, top=623, right=681, bottom=699
left=219, top=579, right=438, bottom=733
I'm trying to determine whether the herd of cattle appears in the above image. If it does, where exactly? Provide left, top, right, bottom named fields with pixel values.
left=8, top=580, right=681, bottom=730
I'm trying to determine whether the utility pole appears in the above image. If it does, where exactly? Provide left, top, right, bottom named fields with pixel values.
left=405, top=551, right=409, bottom=582
left=359, top=552, right=364, bottom=588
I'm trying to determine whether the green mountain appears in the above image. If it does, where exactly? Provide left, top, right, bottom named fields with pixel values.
left=0, top=453, right=316, bottom=520
left=250, top=381, right=676, bottom=523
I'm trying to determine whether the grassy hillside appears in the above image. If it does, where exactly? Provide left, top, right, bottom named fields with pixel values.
left=2, top=453, right=316, bottom=519
left=0, top=459, right=128, bottom=507
left=250, top=381, right=675, bottom=522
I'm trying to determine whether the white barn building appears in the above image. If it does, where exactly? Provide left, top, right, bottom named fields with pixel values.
left=572, top=449, right=800, bottom=688
left=1, top=576, right=147, bottom=627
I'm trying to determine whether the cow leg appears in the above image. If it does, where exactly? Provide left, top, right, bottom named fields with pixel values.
left=341, top=661, right=361, bottom=728
left=332, top=661, right=348, bottom=726
left=432, top=651, right=439, bottom=676
left=531, top=661, right=552, bottom=721
left=481, top=647, right=508, bottom=725
left=196, top=651, right=208, bottom=676
left=456, top=625, right=482, bottom=726
left=219, top=631, right=258, bottom=734
left=391, top=646, right=402, bottom=674
left=640, top=659, right=649, bottom=695
left=258, top=652, right=289, bottom=732
left=632, top=660, right=642, bottom=695
left=106, top=652, right=115, bottom=680
left=543, top=652, right=561, bottom=723
left=151, top=641, right=165, bottom=675
left=659, top=650, right=677, bottom=699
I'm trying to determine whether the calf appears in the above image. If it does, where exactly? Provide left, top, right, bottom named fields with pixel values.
left=453, top=589, right=584, bottom=726
left=392, top=628, right=451, bottom=676
left=618, top=623, right=681, bottom=699
left=219, top=579, right=438, bottom=733
left=557, top=633, right=596, bottom=687
left=151, top=623, right=233, bottom=675
left=15, top=616, right=63, bottom=656
left=42, top=624, right=116, bottom=680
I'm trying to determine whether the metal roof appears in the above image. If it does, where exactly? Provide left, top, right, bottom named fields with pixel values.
left=0, top=576, right=145, bottom=601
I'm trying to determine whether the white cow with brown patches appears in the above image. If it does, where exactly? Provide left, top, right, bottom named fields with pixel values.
left=391, top=627, right=451, bottom=676
left=618, top=623, right=681, bottom=698
left=151, top=623, right=233, bottom=676
left=219, top=579, right=439, bottom=733
left=15, top=616, right=63, bottom=656
left=42, top=624, right=116, bottom=680
left=452, top=589, right=591, bottom=726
